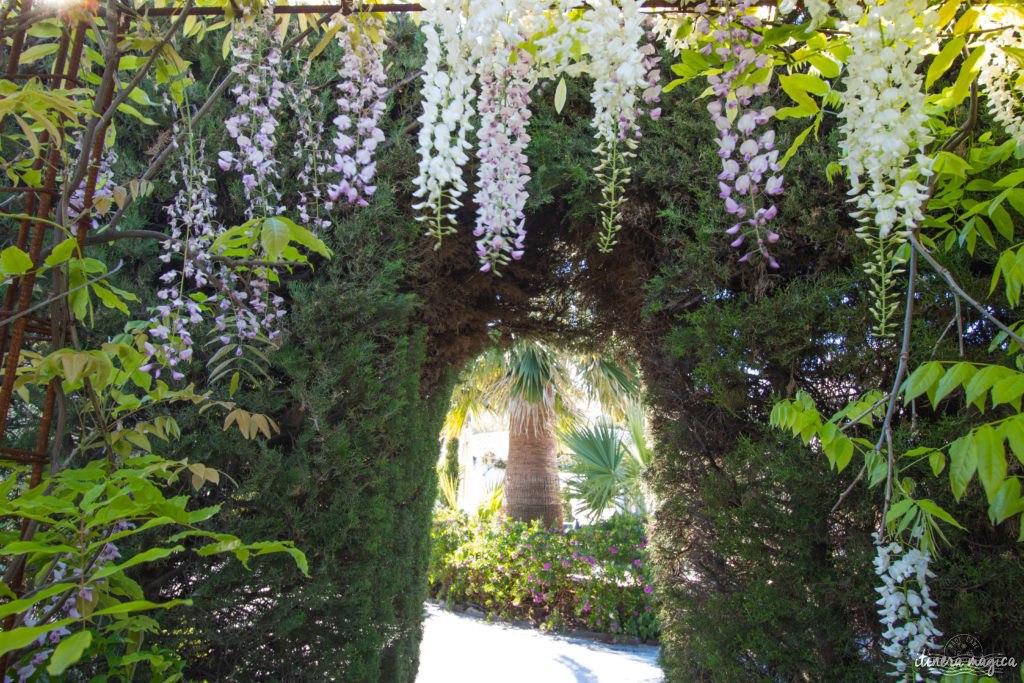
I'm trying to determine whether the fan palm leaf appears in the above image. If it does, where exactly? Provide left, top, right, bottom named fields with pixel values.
left=559, top=420, right=630, bottom=522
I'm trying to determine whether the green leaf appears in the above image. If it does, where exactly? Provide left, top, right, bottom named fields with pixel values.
left=116, top=102, right=156, bottom=125
left=947, top=45, right=985, bottom=107
left=0, top=582, right=76, bottom=620
left=949, top=435, right=977, bottom=501
left=45, top=238, right=78, bottom=266
left=779, top=122, right=814, bottom=170
left=975, top=425, right=1007, bottom=502
left=92, top=283, right=129, bottom=314
left=47, top=630, right=92, bottom=675
left=91, top=546, right=183, bottom=581
left=282, top=216, right=331, bottom=257
left=0, top=619, right=75, bottom=656
left=902, top=362, right=944, bottom=404
left=965, top=365, right=1007, bottom=411
left=18, top=43, right=59, bottom=64
left=260, top=217, right=289, bottom=261
left=1, top=246, right=33, bottom=275
left=785, top=72, right=829, bottom=95
left=991, top=372, right=1024, bottom=408
left=930, top=450, right=946, bottom=476
left=554, top=77, right=567, bottom=114
left=778, top=74, right=819, bottom=113
left=926, top=35, right=965, bottom=89
left=989, top=477, right=1023, bottom=524
left=916, top=499, right=965, bottom=530
left=832, top=437, right=854, bottom=472
left=933, top=362, right=976, bottom=406
left=885, top=497, right=914, bottom=525
left=1005, top=415, right=1024, bottom=466
left=91, top=598, right=190, bottom=617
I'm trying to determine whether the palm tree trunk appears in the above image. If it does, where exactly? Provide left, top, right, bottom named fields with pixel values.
left=501, top=396, right=563, bottom=528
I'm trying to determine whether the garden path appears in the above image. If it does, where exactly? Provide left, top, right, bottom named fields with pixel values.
left=417, top=602, right=664, bottom=682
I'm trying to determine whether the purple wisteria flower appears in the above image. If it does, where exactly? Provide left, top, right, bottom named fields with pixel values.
left=696, top=0, right=784, bottom=267
left=324, top=16, right=388, bottom=208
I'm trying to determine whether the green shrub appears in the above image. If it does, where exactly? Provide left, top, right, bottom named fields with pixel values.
left=429, top=510, right=658, bottom=641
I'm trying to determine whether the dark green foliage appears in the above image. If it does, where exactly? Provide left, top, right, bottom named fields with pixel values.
left=430, top=509, right=658, bottom=640
left=444, top=437, right=460, bottom=484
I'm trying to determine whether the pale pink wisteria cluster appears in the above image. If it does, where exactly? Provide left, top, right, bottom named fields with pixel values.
left=872, top=531, right=942, bottom=680
left=695, top=0, right=784, bottom=268
left=151, top=139, right=218, bottom=380
left=217, top=5, right=288, bottom=219
left=13, top=525, right=128, bottom=682
left=326, top=15, right=388, bottom=207
left=472, top=54, right=533, bottom=272
left=413, top=0, right=476, bottom=245
left=466, top=0, right=546, bottom=272
left=64, top=138, right=119, bottom=231
left=156, top=140, right=287, bottom=374
left=290, top=62, right=332, bottom=232
left=977, top=10, right=1024, bottom=149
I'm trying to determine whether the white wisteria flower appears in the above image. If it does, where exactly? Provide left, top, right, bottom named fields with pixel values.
left=872, top=530, right=942, bottom=681
left=412, top=0, right=477, bottom=244
left=977, top=7, right=1024, bottom=149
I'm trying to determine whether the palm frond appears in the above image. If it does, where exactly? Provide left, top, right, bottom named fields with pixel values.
left=478, top=478, right=503, bottom=516
left=558, top=420, right=628, bottom=522
left=623, top=400, right=652, bottom=467
left=437, top=466, right=462, bottom=509
left=576, top=354, right=639, bottom=421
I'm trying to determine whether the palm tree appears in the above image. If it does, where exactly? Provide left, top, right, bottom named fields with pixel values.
left=444, top=339, right=637, bottom=527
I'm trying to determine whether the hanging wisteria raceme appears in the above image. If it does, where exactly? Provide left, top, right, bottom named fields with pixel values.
left=14, top=524, right=130, bottom=682
left=466, top=0, right=547, bottom=273
left=583, top=0, right=648, bottom=253
left=326, top=13, right=388, bottom=207
left=218, top=4, right=288, bottom=219
left=977, top=9, right=1024, bottom=149
left=290, top=60, right=332, bottom=233
left=872, top=531, right=942, bottom=680
left=413, top=0, right=476, bottom=245
left=214, top=4, right=288, bottom=351
left=472, top=55, right=534, bottom=273
left=694, top=0, right=783, bottom=268
left=64, top=137, right=120, bottom=231
left=150, top=137, right=219, bottom=380
left=836, top=0, right=937, bottom=240
left=835, top=0, right=937, bottom=336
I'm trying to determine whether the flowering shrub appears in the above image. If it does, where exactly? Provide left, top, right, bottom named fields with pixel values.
left=429, top=510, right=658, bottom=641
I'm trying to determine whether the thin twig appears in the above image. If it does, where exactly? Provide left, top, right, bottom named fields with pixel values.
left=878, top=245, right=918, bottom=532
left=955, top=293, right=964, bottom=358
left=0, top=260, right=124, bottom=329
left=831, top=463, right=866, bottom=515
left=909, top=231, right=1024, bottom=353
left=839, top=394, right=890, bottom=432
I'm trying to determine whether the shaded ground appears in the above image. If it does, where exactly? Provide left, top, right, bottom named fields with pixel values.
left=417, top=603, right=664, bottom=683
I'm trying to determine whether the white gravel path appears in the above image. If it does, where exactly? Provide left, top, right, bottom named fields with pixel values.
left=416, top=603, right=664, bottom=683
